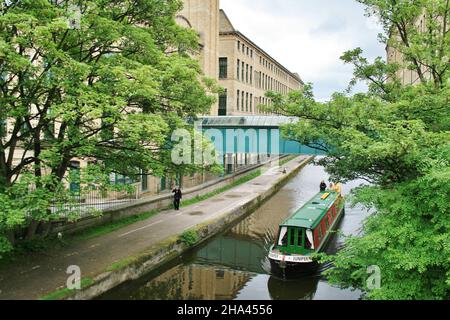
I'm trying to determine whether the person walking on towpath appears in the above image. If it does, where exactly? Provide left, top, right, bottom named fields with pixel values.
left=320, top=180, right=327, bottom=192
left=172, top=187, right=183, bottom=211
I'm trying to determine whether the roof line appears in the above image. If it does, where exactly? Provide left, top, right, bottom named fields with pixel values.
left=219, top=29, right=304, bottom=84
left=219, top=9, right=236, bottom=31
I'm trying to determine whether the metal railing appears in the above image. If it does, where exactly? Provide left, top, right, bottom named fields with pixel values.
left=52, top=184, right=139, bottom=219
left=52, top=155, right=285, bottom=219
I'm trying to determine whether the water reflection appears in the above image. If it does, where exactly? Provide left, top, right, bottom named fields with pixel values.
left=267, top=276, right=319, bottom=300
left=99, top=164, right=368, bottom=300
left=118, top=264, right=250, bottom=300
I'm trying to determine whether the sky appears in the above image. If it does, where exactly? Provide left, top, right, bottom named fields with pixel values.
left=220, top=0, right=386, bottom=102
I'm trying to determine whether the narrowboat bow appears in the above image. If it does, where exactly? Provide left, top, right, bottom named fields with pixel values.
left=268, top=191, right=345, bottom=272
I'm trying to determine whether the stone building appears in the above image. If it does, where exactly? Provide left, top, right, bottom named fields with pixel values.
left=2, top=0, right=304, bottom=200
left=178, top=1, right=304, bottom=116
left=177, top=0, right=220, bottom=116
left=217, top=10, right=304, bottom=116
left=386, top=10, right=438, bottom=86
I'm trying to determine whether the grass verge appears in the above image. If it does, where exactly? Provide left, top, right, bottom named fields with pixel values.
left=39, top=278, right=94, bottom=300
left=106, top=257, right=136, bottom=272
left=180, top=169, right=262, bottom=208
left=279, top=155, right=297, bottom=167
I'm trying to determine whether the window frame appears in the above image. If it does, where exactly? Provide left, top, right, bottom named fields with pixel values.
left=219, top=57, right=228, bottom=79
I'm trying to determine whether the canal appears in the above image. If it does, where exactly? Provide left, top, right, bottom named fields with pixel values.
left=98, top=163, right=370, bottom=300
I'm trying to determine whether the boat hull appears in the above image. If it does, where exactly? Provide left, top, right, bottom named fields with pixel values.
left=269, top=258, right=319, bottom=276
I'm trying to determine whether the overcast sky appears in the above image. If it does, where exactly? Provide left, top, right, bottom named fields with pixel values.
left=220, top=0, right=386, bottom=102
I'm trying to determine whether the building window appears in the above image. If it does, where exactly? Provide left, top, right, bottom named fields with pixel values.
left=219, top=57, right=228, bottom=79
left=44, top=108, right=55, bottom=140
left=141, top=172, right=149, bottom=192
left=246, top=92, right=248, bottom=112
left=69, top=161, right=81, bottom=193
left=216, top=270, right=225, bottom=279
left=250, top=94, right=253, bottom=113
left=218, top=89, right=227, bottom=116
left=241, top=91, right=244, bottom=111
left=237, top=59, right=240, bottom=81
left=241, top=61, right=244, bottom=81
left=246, top=64, right=249, bottom=83
left=250, top=66, right=253, bottom=84
left=237, top=40, right=240, bottom=51
left=101, top=110, right=115, bottom=141
left=0, top=118, right=6, bottom=138
left=237, top=90, right=240, bottom=111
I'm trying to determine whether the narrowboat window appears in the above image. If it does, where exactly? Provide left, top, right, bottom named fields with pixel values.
left=297, top=228, right=303, bottom=247
left=289, top=228, right=295, bottom=246
left=306, top=230, right=314, bottom=250
left=278, top=227, right=288, bottom=246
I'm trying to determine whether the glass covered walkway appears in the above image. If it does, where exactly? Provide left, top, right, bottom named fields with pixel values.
left=196, top=116, right=326, bottom=156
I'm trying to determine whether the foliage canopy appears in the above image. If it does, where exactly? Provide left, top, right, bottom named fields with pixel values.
left=0, top=0, right=219, bottom=253
left=263, top=0, right=449, bottom=299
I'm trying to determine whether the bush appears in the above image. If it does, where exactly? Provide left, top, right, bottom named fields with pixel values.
left=180, top=230, right=200, bottom=247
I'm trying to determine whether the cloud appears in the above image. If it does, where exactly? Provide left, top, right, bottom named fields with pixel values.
left=220, top=0, right=385, bottom=101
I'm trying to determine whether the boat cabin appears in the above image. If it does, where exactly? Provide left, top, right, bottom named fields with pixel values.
left=274, top=191, right=343, bottom=255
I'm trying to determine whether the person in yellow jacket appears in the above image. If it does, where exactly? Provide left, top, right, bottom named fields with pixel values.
left=330, top=182, right=343, bottom=195
left=334, top=183, right=343, bottom=195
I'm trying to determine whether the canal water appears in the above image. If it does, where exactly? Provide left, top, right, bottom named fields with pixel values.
left=99, top=164, right=370, bottom=300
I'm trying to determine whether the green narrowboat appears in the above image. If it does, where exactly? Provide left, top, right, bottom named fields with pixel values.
left=268, top=190, right=345, bottom=272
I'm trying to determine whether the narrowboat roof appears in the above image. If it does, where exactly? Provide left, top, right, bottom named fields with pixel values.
left=281, top=191, right=341, bottom=229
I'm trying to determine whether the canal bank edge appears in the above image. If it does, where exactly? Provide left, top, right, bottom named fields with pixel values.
left=63, top=156, right=314, bottom=300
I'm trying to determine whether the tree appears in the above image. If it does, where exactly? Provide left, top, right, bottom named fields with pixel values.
left=263, top=0, right=449, bottom=299
left=0, top=0, right=219, bottom=253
